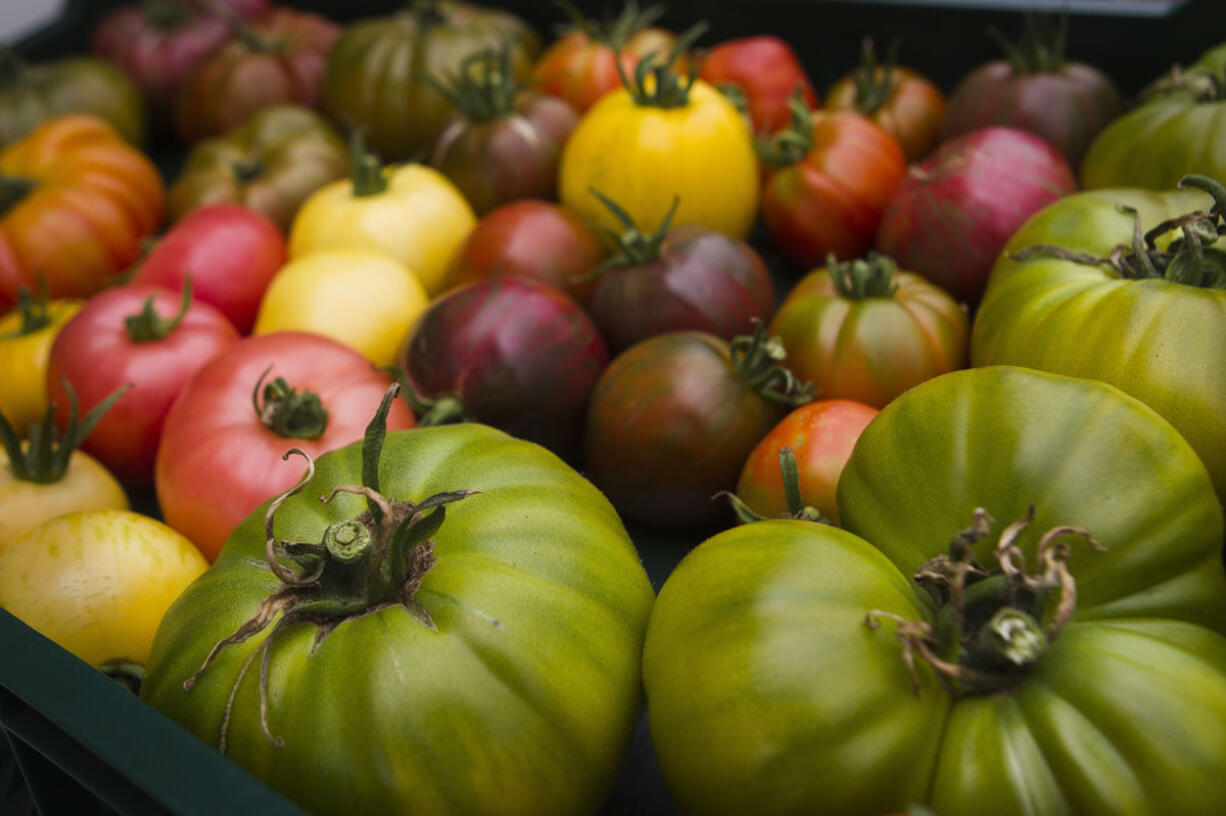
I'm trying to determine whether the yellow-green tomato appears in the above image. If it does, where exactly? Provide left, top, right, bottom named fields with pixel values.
left=560, top=79, right=759, bottom=240
left=254, top=249, right=430, bottom=366
left=0, top=446, right=127, bottom=546
left=287, top=163, right=476, bottom=295
left=0, top=297, right=82, bottom=435
left=0, top=509, right=208, bottom=666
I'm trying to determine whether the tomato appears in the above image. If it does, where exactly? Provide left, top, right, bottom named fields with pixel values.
left=584, top=327, right=811, bottom=530
left=0, top=51, right=146, bottom=147
left=875, top=127, right=1077, bottom=305
left=321, top=2, right=540, bottom=162
left=972, top=178, right=1226, bottom=499
left=644, top=366, right=1226, bottom=816
left=0, top=115, right=164, bottom=310
left=768, top=254, right=967, bottom=408
left=734, top=399, right=878, bottom=525
left=759, top=102, right=905, bottom=266
left=0, top=286, right=81, bottom=435
left=531, top=1, right=676, bottom=114
left=47, top=283, right=240, bottom=486
left=443, top=200, right=607, bottom=304
left=584, top=192, right=775, bottom=353
left=288, top=135, right=476, bottom=296
left=130, top=203, right=286, bottom=335
left=825, top=40, right=944, bottom=161
left=168, top=105, right=348, bottom=232
left=0, top=509, right=207, bottom=667
left=155, top=332, right=414, bottom=561
left=560, top=53, right=759, bottom=241
left=942, top=17, right=1121, bottom=168
left=142, top=405, right=654, bottom=815
left=430, top=48, right=578, bottom=216
left=698, top=35, right=817, bottom=135
left=254, top=249, right=429, bottom=366
left=173, top=8, right=340, bottom=144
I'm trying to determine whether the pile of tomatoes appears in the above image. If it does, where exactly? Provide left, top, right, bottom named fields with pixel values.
left=2, top=2, right=1225, bottom=814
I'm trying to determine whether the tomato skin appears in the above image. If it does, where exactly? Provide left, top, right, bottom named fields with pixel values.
left=443, top=200, right=607, bottom=305
left=155, top=332, right=414, bottom=561
left=46, top=285, right=239, bottom=486
left=735, top=399, right=878, bottom=524
left=699, top=36, right=818, bottom=135
left=0, top=509, right=207, bottom=666
left=560, top=81, right=760, bottom=241
left=532, top=28, right=676, bottom=114
left=143, top=423, right=654, bottom=816
left=0, top=54, right=146, bottom=148
left=0, top=297, right=82, bottom=435
left=825, top=64, right=945, bottom=161
left=761, top=111, right=906, bottom=266
left=0, top=447, right=127, bottom=546
left=131, top=204, right=285, bottom=334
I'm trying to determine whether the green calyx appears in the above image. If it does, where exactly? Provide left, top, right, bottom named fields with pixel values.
left=426, top=45, right=521, bottom=124
left=380, top=365, right=472, bottom=427
left=0, top=379, right=129, bottom=484
left=829, top=252, right=900, bottom=300
left=616, top=21, right=707, bottom=109
left=851, top=38, right=901, bottom=116
left=755, top=87, right=815, bottom=168
left=0, top=279, right=52, bottom=339
left=1012, top=175, right=1226, bottom=290
left=0, top=175, right=34, bottom=219
left=345, top=128, right=388, bottom=197
left=182, top=384, right=479, bottom=753
left=251, top=368, right=330, bottom=440
left=124, top=277, right=193, bottom=343
left=588, top=188, right=677, bottom=271
left=231, top=158, right=266, bottom=185
left=728, top=321, right=814, bottom=408
left=553, top=0, right=665, bottom=49
left=722, top=447, right=829, bottom=525
left=867, top=506, right=1104, bottom=698
left=988, top=12, right=1068, bottom=75
left=1142, top=64, right=1225, bottom=104
left=143, top=0, right=193, bottom=30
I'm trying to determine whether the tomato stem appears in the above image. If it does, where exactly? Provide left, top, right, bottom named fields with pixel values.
left=0, top=379, right=129, bottom=484
left=987, top=12, right=1068, bottom=75
left=124, top=276, right=194, bottom=342
left=345, top=127, right=388, bottom=197
left=728, top=320, right=814, bottom=407
left=616, top=21, right=705, bottom=109
left=588, top=188, right=678, bottom=271
left=755, top=88, right=814, bottom=168
left=425, top=45, right=521, bottom=124
left=0, top=278, right=52, bottom=339
left=143, top=0, right=194, bottom=30
left=828, top=252, right=901, bottom=300
left=851, top=38, right=901, bottom=116
left=251, top=367, right=330, bottom=439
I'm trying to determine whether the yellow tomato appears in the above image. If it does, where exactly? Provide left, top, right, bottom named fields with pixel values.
left=0, top=297, right=82, bottom=435
left=0, top=446, right=128, bottom=546
left=288, top=163, right=476, bottom=295
left=0, top=509, right=208, bottom=666
left=254, top=249, right=430, bottom=366
left=560, top=79, right=759, bottom=240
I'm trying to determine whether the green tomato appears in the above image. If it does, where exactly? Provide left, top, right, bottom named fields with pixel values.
left=0, top=54, right=146, bottom=147
left=142, top=421, right=654, bottom=816
left=644, top=367, right=1226, bottom=816
left=971, top=185, right=1226, bottom=498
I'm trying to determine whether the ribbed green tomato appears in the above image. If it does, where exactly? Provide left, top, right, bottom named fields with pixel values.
left=971, top=185, right=1226, bottom=498
left=644, top=367, right=1226, bottom=816
left=142, top=421, right=654, bottom=816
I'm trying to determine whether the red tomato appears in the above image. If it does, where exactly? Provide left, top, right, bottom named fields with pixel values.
left=735, top=399, right=878, bottom=525
left=699, top=36, right=818, bottom=135
left=155, top=332, right=414, bottom=561
left=131, top=204, right=286, bottom=334
left=46, top=284, right=240, bottom=486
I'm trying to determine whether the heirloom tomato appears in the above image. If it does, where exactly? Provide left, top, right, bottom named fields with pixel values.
left=769, top=253, right=967, bottom=408
left=585, top=326, right=811, bottom=530
left=168, top=105, right=348, bottom=231
left=972, top=177, right=1226, bottom=499
left=0, top=115, right=164, bottom=309
left=698, top=35, right=817, bottom=135
left=0, top=286, right=81, bottom=435
left=47, top=283, right=240, bottom=486
left=560, top=44, right=759, bottom=241
left=254, top=249, right=428, bottom=366
left=759, top=98, right=905, bottom=266
left=645, top=367, right=1226, bottom=816
left=142, top=399, right=654, bottom=816
left=0, top=509, right=207, bottom=667
left=321, top=1, right=540, bottom=162
left=288, top=133, right=475, bottom=296
left=155, top=332, right=413, bottom=561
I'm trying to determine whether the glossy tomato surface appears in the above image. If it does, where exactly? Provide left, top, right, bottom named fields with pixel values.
left=698, top=36, right=818, bottom=135
left=825, top=53, right=945, bottom=161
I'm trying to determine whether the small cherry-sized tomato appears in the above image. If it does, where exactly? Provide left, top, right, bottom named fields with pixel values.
left=699, top=35, right=818, bottom=135
left=131, top=203, right=286, bottom=334
left=46, top=282, right=240, bottom=486
left=735, top=399, right=879, bottom=525
left=0, top=509, right=207, bottom=666
left=0, top=285, right=82, bottom=435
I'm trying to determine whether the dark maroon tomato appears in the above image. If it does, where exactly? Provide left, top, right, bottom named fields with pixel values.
left=941, top=17, right=1122, bottom=168
left=397, top=277, right=607, bottom=462
left=443, top=200, right=607, bottom=305
left=585, top=194, right=775, bottom=353
left=584, top=327, right=812, bottom=531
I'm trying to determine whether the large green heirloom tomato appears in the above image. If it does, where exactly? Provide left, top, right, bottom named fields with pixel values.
left=142, top=392, right=654, bottom=816
left=644, top=366, right=1226, bottom=816
left=972, top=178, right=1226, bottom=498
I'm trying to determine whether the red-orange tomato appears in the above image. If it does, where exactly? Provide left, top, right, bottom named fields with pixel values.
left=699, top=36, right=818, bottom=135
left=735, top=399, right=878, bottom=525
left=825, top=65, right=945, bottom=161
left=532, top=27, right=676, bottom=114
left=761, top=111, right=905, bottom=267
